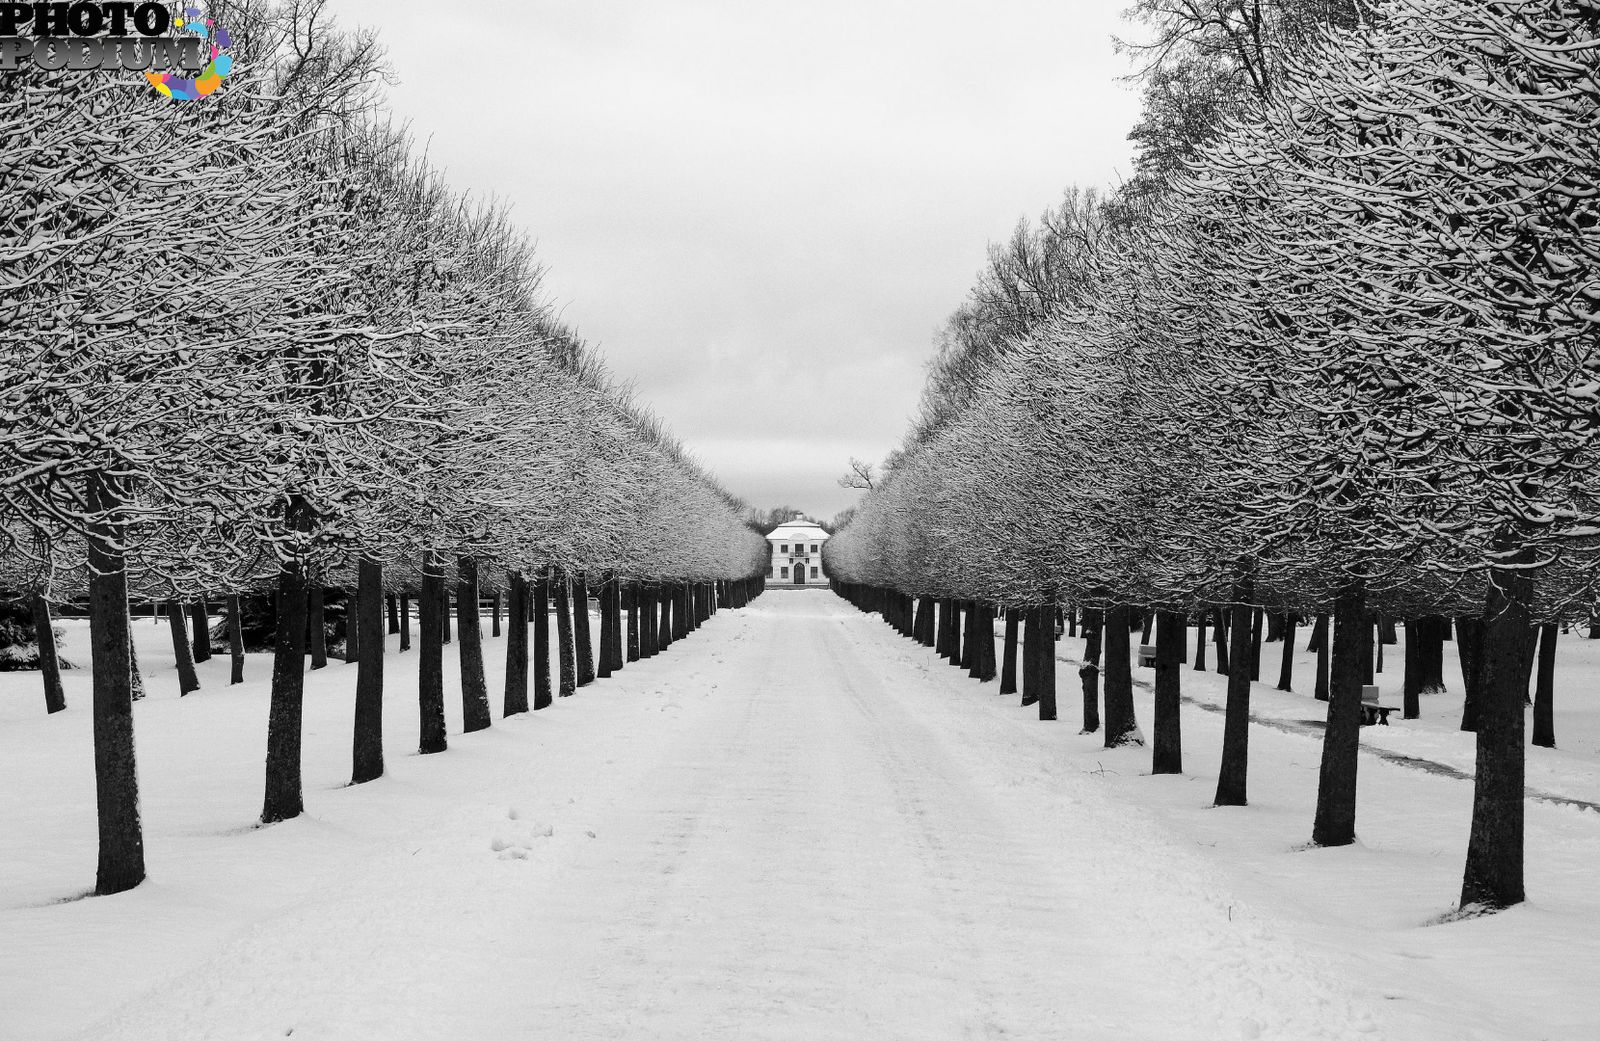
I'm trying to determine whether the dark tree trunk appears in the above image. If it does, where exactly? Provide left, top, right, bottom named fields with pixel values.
left=1418, top=615, right=1448, bottom=695
left=1214, top=572, right=1254, bottom=807
left=1313, top=583, right=1368, bottom=847
left=1102, top=605, right=1139, bottom=746
left=1374, top=621, right=1384, bottom=675
left=1034, top=606, right=1057, bottom=720
left=1378, top=617, right=1398, bottom=645
left=640, top=586, right=658, bottom=659
left=32, top=593, right=66, bottom=714
left=387, top=594, right=399, bottom=635
left=1079, top=608, right=1102, bottom=734
left=1265, top=611, right=1284, bottom=643
left=85, top=475, right=144, bottom=894
left=555, top=572, right=577, bottom=697
left=1532, top=623, right=1556, bottom=749
left=189, top=600, right=211, bottom=663
left=457, top=556, right=491, bottom=733
left=657, top=585, right=673, bottom=652
left=598, top=575, right=615, bottom=680
left=417, top=559, right=448, bottom=755
left=1139, top=611, right=1153, bottom=646
left=533, top=572, right=552, bottom=710
left=166, top=600, right=200, bottom=694
left=947, top=599, right=963, bottom=668
left=439, top=580, right=451, bottom=645
left=1152, top=610, right=1183, bottom=774
left=343, top=585, right=360, bottom=664
left=399, top=594, right=411, bottom=652
left=1461, top=558, right=1537, bottom=911
left=226, top=593, right=245, bottom=685
left=351, top=557, right=385, bottom=784
left=263, top=556, right=310, bottom=823
left=1314, top=614, right=1330, bottom=701
left=491, top=589, right=501, bottom=638
left=960, top=601, right=977, bottom=674
left=1275, top=613, right=1297, bottom=692
left=1213, top=608, right=1230, bottom=674
left=1249, top=607, right=1264, bottom=681
left=1458, top=616, right=1486, bottom=732
left=1020, top=604, right=1040, bottom=707
left=1000, top=609, right=1020, bottom=696
left=1403, top=619, right=1422, bottom=719
left=1306, top=614, right=1327, bottom=653
left=626, top=581, right=640, bottom=662
left=573, top=575, right=594, bottom=686
left=307, top=585, right=327, bottom=670
left=129, top=637, right=143, bottom=701
left=1194, top=610, right=1208, bottom=671
left=1067, top=608, right=1078, bottom=638
left=503, top=572, right=529, bottom=717
left=936, top=599, right=953, bottom=660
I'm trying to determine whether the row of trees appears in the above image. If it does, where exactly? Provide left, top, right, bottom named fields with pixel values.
left=0, top=0, right=768, bottom=896
left=825, top=0, right=1600, bottom=913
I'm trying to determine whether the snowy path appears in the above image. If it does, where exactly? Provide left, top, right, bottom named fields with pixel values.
left=26, top=592, right=1380, bottom=1041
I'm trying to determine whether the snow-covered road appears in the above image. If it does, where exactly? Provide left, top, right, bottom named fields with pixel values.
left=23, top=591, right=1374, bottom=1041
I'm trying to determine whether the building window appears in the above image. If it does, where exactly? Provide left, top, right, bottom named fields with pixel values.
left=780, top=566, right=789, bottom=577
left=780, top=544, right=789, bottom=553
left=811, top=544, right=819, bottom=552
left=811, top=566, right=819, bottom=577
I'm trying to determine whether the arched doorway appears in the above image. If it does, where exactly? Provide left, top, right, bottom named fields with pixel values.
left=793, top=561, right=807, bottom=585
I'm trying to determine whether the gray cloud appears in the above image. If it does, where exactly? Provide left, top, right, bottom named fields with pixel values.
left=331, top=0, right=1139, bottom=517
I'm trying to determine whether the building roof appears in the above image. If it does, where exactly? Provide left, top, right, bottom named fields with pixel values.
left=766, top=520, right=829, bottom=543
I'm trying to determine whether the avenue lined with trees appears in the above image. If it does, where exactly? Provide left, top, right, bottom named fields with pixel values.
left=0, top=0, right=769, bottom=896
left=825, top=0, right=1600, bottom=915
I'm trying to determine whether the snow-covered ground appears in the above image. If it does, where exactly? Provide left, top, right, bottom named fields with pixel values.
left=1, top=593, right=1596, bottom=1040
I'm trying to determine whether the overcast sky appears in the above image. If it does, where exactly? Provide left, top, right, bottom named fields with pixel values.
left=329, top=0, right=1142, bottom=521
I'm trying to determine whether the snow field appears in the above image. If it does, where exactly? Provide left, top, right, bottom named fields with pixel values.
left=0, top=593, right=1595, bottom=1039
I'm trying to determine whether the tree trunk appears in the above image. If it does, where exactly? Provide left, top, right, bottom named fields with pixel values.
left=1000, top=609, right=1020, bottom=695
left=1312, top=613, right=1331, bottom=701
left=1033, top=606, right=1056, bottom=720
left=1265, top=611, right=1283, bottom=643
left=85, top=474, right=144, bottom=894
left=1020, top=604, right=1040, bottom=708
left=657, top=584, right=673, bottom=652
left=640, top=586, right=658, bottom=658
left=1313, top=583, right=1368, bottom=847
left=1194, top=610, right=1208, bottom=671
left=1275, top=613, right=1297, bottom=692
left=263, top=556, right=310, bottom=822
left=399, top=594, right=411, bottom=652
left=555, top=572, right=577, bottom=697
left=189, top=600, right=211, bottom=663
left=1461, top=557, right=1536, bottom=911
left=626, top=581, right=640, bottom=662
left=1152, top=610, right=1183, bottom=774
left=1419, top=615, right=1448, bottom=695
left=597, top=575, right=614, bottom=680
left=343, top=586, right=359, bottom=664
left=533, top=572, right=553, bottom=710
left=417, top=558, right=448, bottom=754
left=1213, top=608, right=1230, bottom=674
left=1079, top=607, right=1102, bottom=734
left=387, top=594, right=399, bottom=635
left=166, top=600, right=200, bottom=694
left=129, top=637, right=144, bottom=701
left=1532, top=622, right=1556, bottom=749
left=1458, top=616, right=1486, bottom=732
left=307, top=584, right=327, bottom=670
left=1139, top=611, right=1153, bottom=646
left=503, top=572, right=529, bottom=717
left=1403, top=619, right=1422, bottom=719
left=491, top=589, right=501, bottom=638
left=457, top=556, right=491, bottom=733
left=32, top=593, right=67, bottom=714
left=1103, top=604, right=1140, bottom=746
left=1214, top=572, right=1254, bottom=807
left=351, top=557, right=385, bottom=784
left=573, top=574, right=594, bottom=686
left=974, top=604, right=996, bottom=682
left=1249, top=607, right=1264, bottom=681
left=226, top=593, right=245, bottom=685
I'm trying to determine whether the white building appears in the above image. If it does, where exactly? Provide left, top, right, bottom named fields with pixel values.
left=766, top=520, right=829, bottom=586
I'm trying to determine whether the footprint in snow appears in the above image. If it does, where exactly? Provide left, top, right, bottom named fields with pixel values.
left=491, top=821, right=554, bottom=860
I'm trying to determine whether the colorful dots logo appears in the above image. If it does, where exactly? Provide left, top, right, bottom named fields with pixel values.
left=146, top=5, right=232, bottom=100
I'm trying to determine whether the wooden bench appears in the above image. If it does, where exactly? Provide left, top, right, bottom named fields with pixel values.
left=1361, top=685, right=1396, bottom=726
left=1137, top=644, right=1156, bottom=668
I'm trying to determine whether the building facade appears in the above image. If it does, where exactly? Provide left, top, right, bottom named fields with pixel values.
left=766, top=520, right=829, bottom=586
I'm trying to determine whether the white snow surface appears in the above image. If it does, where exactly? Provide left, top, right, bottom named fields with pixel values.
left=2, top=592, right=1597, bottom=1040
